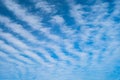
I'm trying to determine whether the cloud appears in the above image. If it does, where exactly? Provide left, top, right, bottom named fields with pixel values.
left=0, top=0, right=120, bottom=80
left=0, top=16, right=58, bottom=67
left=51, top=15, right=65, bottom=24
left=33, top=0, right=56, bottom=14
left=2, top=0, right=62, bottom=42
left=0, top=15, right=41, bottom=43
left=0, top=40, right=34, bottom=65
left=2, top=0, right=84, bottom=65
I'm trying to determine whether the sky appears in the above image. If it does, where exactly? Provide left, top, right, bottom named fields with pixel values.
left=0, top=0, right=120, bottom=80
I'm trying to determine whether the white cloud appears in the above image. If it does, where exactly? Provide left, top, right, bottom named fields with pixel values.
left=2, top=0, right=119, bottom=68
left=0, top=51, right=25, bottom=66
left=2, top=0, right=62, bottom=42
left=0, top=22, right=56, bottom=67
left=0, top=15, right=41, bottom=43
left=1, top=0, right=120, bottom=79
left=50, top=15, right=77, bottom=39
left=34, top=0, right=56, bottom=14
left=0, top=40, right=34, bottom=64
left=67, top=0, right=120, bottom=68
left=0, top=30, right=29, bottom=50
left=2, top=0, right=86, bottom=67
left=69, top=3, right=85, bottom=25
left=51, top=15, right=65, bottom=24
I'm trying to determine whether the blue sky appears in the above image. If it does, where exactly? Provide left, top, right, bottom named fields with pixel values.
left=0, top=0, right=120, bottom=80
